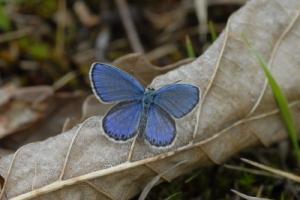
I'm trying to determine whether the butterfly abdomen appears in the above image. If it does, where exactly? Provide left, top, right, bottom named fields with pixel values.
left=138, top=107, right=149, bottom=136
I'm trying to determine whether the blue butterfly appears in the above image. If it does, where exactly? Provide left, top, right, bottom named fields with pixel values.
left=89, top=63, right=200, bottom=147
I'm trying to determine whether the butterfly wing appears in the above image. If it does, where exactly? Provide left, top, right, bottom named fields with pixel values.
left=153, top=84, right=200, bottom=118
left=90, top=63, right=145, bottom=103
left=145, top=104, right=176, bottom=147
left=103, top=101, right=142, bottom=141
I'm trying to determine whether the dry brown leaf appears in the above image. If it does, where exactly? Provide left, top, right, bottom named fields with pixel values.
left=80, top=95, right=110, bottom=120
left=0, top=85, right=17, bottom=107
left=113, top=53, right=193, bottom=85
left=1, top=92, right=87, bottom=150
left=1, top=0, right=300, bottom=199
left=0, top=149, right=12, bottom=159
left=138, top=160, right=187, bottom=200
left=0, top=86, right=54, bottom=140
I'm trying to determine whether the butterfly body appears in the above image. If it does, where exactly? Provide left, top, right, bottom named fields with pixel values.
left=90, top=63, right=200, bottom=147
left=138, top=88, right=156, bottom=135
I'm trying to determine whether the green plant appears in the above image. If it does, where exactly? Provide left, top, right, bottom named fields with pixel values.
left=185, top=35, right=196, bottom=58
left=208, top=21, right=217, bottom=42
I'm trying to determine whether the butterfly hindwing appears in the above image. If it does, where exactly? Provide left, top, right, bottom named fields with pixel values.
left=90, top=63, right=145, bottom=103
left=103, top=101, right=142, bottom=141
left=153, top=84, right=200, bottom=118
left=145, top=104, right=176, bottom=147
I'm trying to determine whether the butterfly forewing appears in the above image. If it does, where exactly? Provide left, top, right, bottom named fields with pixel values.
left=145, top=104, right=176, bottom=147
left=90, top=63, right=145, bottom=103
left=103, top=101, right=142, bottom=140
left=153, top=84, right=200, bottom=118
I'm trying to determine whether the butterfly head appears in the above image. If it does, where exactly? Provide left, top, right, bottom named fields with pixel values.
left=143, top=88, right=156, bottom=106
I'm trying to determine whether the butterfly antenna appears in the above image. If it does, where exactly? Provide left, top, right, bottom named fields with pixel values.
left=173, top=80, right=182, bottom=84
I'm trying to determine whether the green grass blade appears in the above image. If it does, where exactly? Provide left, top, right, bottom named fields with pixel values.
left=208, top=21, right=217, bottom=42
left=185, top=170, right=201, bottom=183
left=164, top=192, right=182, bottom=200
left=242, top=35, right=300, bottom=161
left=185, top=35, right=196, bottom=58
